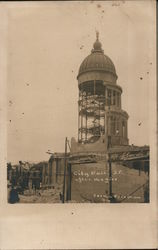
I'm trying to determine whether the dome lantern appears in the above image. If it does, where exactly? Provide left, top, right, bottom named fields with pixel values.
left=91, top=31, right=103, bottom=53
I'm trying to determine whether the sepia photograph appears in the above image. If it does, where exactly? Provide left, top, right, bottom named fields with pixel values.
left=6, top=1, right=153, bottom=204
left=0, top=1, right=157, bottom=250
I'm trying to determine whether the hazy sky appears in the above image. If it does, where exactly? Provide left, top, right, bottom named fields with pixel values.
left=6, top=1, right=155, bottom=163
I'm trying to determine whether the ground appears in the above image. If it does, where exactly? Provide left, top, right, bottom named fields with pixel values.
left=8, top=161, right=149, bottom=203
left=18, top=184, right=63, bottom=203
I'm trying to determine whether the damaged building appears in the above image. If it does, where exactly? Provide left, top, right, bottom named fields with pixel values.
left=42, top=33, right=149, bottom=203
left=77, top=31, right=128, bottom=147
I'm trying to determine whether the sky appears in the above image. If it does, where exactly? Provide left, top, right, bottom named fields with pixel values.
left=6, top=1, right=155, bottom=163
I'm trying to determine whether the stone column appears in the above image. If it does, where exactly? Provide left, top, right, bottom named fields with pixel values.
left=119, top=93, right=121, bottom=108
left=81, top=91, right=83, bottom=141
left=125, top=120, right=128, bottom=139
left=113, top=91, right=115, bottom=106
left=117, top=92, right=119, bottom=107
left=111, top=90, right=113, bottom=106
left=104, top=87, right=108, bottom=150
left=49, top=161, right=52, bottom=186
left=119, top=118, right=122, bottom=137
left=105, top=87, right=108, bottom=106
left=114, top=117, right=116, bottom=135
left=52, top=160, right=56, bottom=185
left=108, top=115, right=111, bottom=136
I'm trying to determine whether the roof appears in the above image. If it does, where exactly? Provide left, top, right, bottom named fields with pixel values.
left=77, top=34, right=117, bottom=78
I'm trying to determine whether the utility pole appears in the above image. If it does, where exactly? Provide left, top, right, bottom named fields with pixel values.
left=105, top=87, right=112, bottom=202
left=108, top=150, right=112, bottom=200
left=62, top=137, right=67, bottom=203
left=108, top=112, right=112, bottom=201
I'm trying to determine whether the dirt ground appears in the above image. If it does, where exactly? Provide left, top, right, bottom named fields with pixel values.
left=18, top=184, right=63, bottom=203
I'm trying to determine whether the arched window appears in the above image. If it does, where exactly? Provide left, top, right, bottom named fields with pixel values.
left=117, top=92, right=119, bottom=107
left=115, top=118, right=119, bottom=135
left=107, top=89, right=111, bottom=106
left=114, top=117, right=116, bottom=134
left=122, top=120, right=125, bottom=138
left=113, top=91, right=116, bottom=105
left=111, top=116, right=116, bottom=135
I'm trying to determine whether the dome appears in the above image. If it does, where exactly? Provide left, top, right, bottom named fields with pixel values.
left=78, top=53, right=117, bottom=77
left=77, top=33, right=117, bottom=78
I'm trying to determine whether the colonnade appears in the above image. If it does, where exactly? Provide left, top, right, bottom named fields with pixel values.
left=107, top=115, right=128, bottom=138
left=105, top=87, right=121, bottom=108
left=78, top=80, right=127, bottom=144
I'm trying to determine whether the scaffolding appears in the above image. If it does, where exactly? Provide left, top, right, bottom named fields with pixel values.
left=78, top=80, right=106, bottom=143
left=78, top=79, right=128, bottom=145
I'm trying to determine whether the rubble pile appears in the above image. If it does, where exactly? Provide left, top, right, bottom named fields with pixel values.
left=19, top=184, right=63, bottom=203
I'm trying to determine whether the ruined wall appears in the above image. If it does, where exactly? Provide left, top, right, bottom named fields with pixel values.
left=71, top=136, right=107, bottom=154
left=42, top=157, right=64, bottom=187
left=69, top=161, right=149, bottom=203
